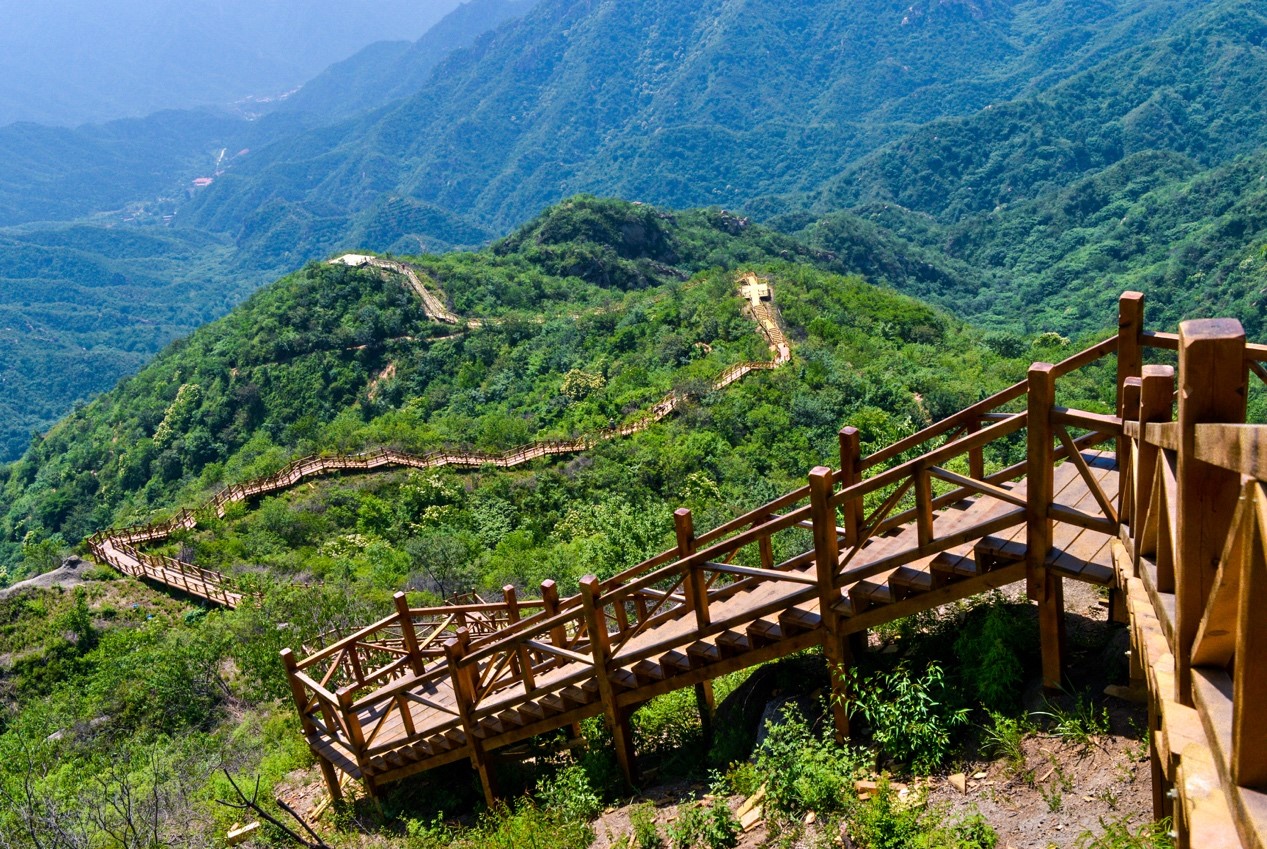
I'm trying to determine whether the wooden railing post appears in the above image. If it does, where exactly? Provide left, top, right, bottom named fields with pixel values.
left=579, top=575, right=637, bottom=787
left=809, top=466, right=850, bottom=742
left=675, top=508, right=709, bottom=629
left=284, top=648, right=343, bottom=803
left=1133, top=365, right=1175, bottom=578
left=395, top=592, right=425, bottom=676
left=1117, top=292, right=1146, bottom=456
left=914, top=462, right=934, bottom=550
left=965, top=418, right=986, bottom=483
left=443, top=628, right=496, bottom=806
left=838, top=427, right=863, bottom=548
left=1119, top=377, right=1142, bottom=528
left=1026, top=363, right=1065, bottom=690
left=1175, top=319, right=1246, bottom=705
left=503, top=584, right=535, bottom=693
left=541, top=579, right=568, bottom=652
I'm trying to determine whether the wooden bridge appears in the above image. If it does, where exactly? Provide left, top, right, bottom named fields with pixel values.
left=278, top=294, right=1267, bottom=848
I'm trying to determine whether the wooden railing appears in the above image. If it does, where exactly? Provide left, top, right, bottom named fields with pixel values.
left=284, top=305, right=1137, bottom=794
left=1116, top=316, right=1267, bottom=849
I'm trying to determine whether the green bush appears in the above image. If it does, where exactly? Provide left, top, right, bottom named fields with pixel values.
left=843, top=662, right=969, bottom=774
left=755, top=703, right=868, bottom=816
left=630, top=802, right=664, bottom=849
left=666, top=799, right=739, bottom=849
left=952, top=594, right=1034, bottom=712
left=846, top=781, right=997, bottom=849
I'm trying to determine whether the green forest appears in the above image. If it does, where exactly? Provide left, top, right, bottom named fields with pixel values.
left=0, top=197, right=1165, bottom=849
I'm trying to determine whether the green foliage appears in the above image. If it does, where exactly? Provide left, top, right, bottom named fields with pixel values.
left=630, top=802, right=664, bottom=849
left=843, top=661, right=969, bottom=775
left=535, top=764, right=602, bottom=826
left=980, top=711, right=1032, bottom=774
left=755, top=703, right=869, bottom=816
left=1074, top=816, right=1173, bottom=849
left=846, top=781, right=997, bottom=849
left=666, top=799, right=739, bottom=849
left=952, top=594, right=1037, bottom=712
left=1034, top=693, right=1111, bottom=750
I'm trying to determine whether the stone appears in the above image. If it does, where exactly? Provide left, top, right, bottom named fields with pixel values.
left=949, top=773, right=967, bottom=794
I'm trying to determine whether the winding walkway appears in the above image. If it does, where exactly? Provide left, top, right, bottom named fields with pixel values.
left=86, top=269, right=792, bottom=607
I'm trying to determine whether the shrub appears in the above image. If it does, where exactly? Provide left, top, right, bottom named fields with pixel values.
left=536, top=764, right=601, bottom=824
left=755, top=703, right=868, bottom=815
left=846, top=781, right=997, bottom=849
left=630, top=802, right=664, bottom=849
left=843, top=661, right=969, bottom=774
left=666, top=799, right=739, bottom=849
left=952, top=594, right=1034, bottom=712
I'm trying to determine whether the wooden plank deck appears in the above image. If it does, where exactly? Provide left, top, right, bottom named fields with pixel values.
left=338, top=450, right=1123, bottom=784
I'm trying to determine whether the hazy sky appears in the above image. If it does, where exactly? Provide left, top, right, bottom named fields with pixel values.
left=0, top=0, right=465, bottom=126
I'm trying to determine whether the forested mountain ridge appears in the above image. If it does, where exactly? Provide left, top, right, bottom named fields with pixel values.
left=4, top=0, right=1267, bottom=467
left=184, top=0, right=1201, bottom=250
left=0, top=197, right=1071, bottom=584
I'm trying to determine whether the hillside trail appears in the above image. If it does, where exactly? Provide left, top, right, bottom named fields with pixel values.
left=85, top=266, right=793, bottom=606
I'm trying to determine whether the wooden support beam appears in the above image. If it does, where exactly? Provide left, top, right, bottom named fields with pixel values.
left=1175, top=319, right=1246, bottom=705
left=676, top=508, right=709, bottom=629
left=1027, top=363, right=1065, bottom=690
left=695, top=680, right=715, bottom=746
left=503, top=585, right=536, bottom=694
left=914, top=463, right=934, bottom=549
left=810, top=466, right=851, bottom=742
left=394, top=592, right=426, bottom=677
left=838, top=427, right=863, bottom=548
left=443, top=629, right=497, bottom=807
left=579, top=575, right=637, bottom=788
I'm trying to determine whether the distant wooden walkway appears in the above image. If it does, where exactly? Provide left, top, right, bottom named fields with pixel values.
left=278, top=293, right=1267, bottom=849
left=86, top=270, right=792, bottom=607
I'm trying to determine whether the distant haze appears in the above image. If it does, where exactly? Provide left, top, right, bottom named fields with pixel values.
left=0, top=0, right=464, bottom=126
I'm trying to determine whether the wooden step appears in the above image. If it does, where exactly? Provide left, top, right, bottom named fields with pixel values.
left=517, top=702, right=547, bottom=723
left=477, top=716, right=504, bottom=738
left=931, top=551, right=980, bottom=581
left=659, top=650, right=692, bottom=675
left=561, top=685, right=590, bottom=707
left=831, top=595, right=856, bottom=618
left=849, top=580, right=892, bottom=614
left=611, top=668, right=639, bottom=690
left=385, top=750, right=407, bottom=769
left=778, top=607, right=822, bottom=634
left=686, top=641, right=721, bottom=668
left=975, top=536, right=1026, bottom=571
left=496, top=708, right=526, bottom=728
left=443, top=728, right=467, bottom=749
left=539, top=693, right=566, bottom=715
left=716, top=630, right=751, bottom=658
left=889, top=565, right=933, bottom=600
left=746, top=619, right=783, bottom=647
left=632, top=659, right=665, bottom=684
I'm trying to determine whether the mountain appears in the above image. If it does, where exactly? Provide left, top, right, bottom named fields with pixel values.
left=793, top=0, right=1267, bottom=334
left=3, top=0, right=1267, bottom=466
left=186, top=0, right=1202, bottom=249
left=0, top=197, right=1032, bottom=579
left=278, top=0, right=542, bottom=120
left=0, top=0, right=463, bottom=126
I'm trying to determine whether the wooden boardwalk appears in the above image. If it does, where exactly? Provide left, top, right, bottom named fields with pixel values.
left=85, top=270, right=793, bottom=608
left=279, top=294, right=1267, bottom=849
